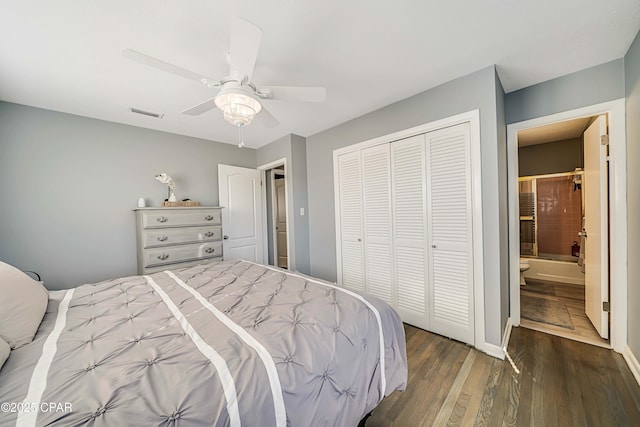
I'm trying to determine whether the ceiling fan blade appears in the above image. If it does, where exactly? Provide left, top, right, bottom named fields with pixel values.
left=182, top=96, right=219, bottom=116
left=230, top=17, right=263, bottom=81
left=122, top=48, right=219, bottom=86
left=258, top=86, right=326, bottom=102
left=255, top=105, right=280, bottom=128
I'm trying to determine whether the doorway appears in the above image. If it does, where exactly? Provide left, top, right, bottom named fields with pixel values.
left=515, top=116, right=608, bottom=347
left=271, top=169, right=288, bottom=268
left=507, top=99, right=628, bottom=353
left=260, top=159, right=291, bottom=270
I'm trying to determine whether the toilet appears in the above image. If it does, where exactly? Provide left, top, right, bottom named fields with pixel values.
left=519, top=259, right=530, bottom=286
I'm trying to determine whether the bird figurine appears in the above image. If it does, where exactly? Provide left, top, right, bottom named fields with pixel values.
left=155, top=173, right=177, bottom=202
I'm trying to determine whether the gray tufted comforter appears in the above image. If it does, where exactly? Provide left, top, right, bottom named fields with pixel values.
left=0, top=260, right=407, bottom=426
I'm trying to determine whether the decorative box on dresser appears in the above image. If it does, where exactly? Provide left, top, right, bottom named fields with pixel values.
left=134, top=207, right=223, bottom=274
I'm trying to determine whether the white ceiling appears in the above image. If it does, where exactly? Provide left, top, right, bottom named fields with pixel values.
left=1, top=1, right=639, bottom=148
left=518, top=117, right=593, bottom=147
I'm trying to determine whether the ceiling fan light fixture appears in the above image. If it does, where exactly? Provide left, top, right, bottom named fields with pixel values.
left=215, top=89, right=262, bottom=127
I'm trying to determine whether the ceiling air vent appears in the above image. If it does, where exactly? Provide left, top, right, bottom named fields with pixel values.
left=130, top=107, right=164, bottom=119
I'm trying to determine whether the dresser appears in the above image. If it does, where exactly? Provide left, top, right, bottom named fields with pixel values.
left=134, top=207, right=223, bottom=274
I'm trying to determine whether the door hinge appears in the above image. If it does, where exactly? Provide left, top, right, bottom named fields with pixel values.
left=603, top=301, right=610, bottom=312
left=601, top=135, right=609, bottom=146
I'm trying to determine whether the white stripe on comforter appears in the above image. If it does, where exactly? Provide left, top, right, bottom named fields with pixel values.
left=17, top=289, right=74, bottom=427
left=165, top=270, right=287, bottom=427
left=144, top=275, right=241, bottom=427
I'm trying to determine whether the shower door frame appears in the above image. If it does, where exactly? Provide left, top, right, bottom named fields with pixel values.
left=507, top=99, right=627, bottom=353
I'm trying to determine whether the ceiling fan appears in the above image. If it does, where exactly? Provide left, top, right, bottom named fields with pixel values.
left=122, top=17, right=326, bottom=146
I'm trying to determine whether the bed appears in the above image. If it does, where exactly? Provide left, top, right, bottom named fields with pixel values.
left=0, top=259, right=407, bottom=426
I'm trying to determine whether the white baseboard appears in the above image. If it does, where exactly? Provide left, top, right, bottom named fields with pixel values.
left=478, top=318, right=513, bottom=360
left=622, top=346, right=640, bottom=387
left=481, top=342, right=505, bottom=360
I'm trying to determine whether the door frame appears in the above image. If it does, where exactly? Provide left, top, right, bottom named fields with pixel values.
left=507, top=98, right=627, bottom=352
left=332, top=110, right=488, bottom=354
left=258, top=158, right=292, bottom=270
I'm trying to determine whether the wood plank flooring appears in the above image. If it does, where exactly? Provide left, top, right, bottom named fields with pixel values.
left=367, top=325, right=640, bottom=426
left=520, top=278, right=608, bottom=347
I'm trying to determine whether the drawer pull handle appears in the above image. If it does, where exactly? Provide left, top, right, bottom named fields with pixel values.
left=205, top=247, right=216, bottom=254
left=204, top=231, right=214, bottom=238
left=204, top=215, right=215, bottom=221
left=156, top=216, right=168, bottom=223
left=157, top=254, right=170, bottom=261
left=157, top=235, right=169, bottom=242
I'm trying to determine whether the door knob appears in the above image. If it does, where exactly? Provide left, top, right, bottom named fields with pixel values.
left=578, top=231, right=588, bottom=238
left=223, top=235, right=229, bottom=240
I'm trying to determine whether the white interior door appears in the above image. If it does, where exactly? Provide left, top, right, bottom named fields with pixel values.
left=391, top=135, right=429, bottom=329
left=218, top=164, right=264, bottom=263
left=426, top=123, right=474, bottom=345
left=362, top=144, right=393, bottom=304
left=337, top=151, right=365, bottom=291
left=583, top=115, right=609, bottom=339
left=275, top=178, right=288, bottom=268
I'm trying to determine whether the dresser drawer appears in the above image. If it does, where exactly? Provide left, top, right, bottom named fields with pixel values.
left=141, top=209, right=221, bottom=229
left=143, top=241, right=223, bottom=268
left=142, top=226, right=221, bottom=248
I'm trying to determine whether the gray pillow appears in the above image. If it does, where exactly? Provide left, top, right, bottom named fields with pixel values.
left=0, top=261, right=49, bottom=349
left=0, top=338, right=9, bottom=370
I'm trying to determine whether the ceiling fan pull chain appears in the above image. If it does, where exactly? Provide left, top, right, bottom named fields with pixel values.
left=237, top=124, right=245, bottom=148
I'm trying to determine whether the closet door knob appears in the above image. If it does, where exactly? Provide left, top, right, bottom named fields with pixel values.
left=223, top=235, right=229, bottom=240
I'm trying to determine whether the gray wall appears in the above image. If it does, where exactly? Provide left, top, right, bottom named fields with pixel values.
left=290, top=135, right=310, bottom=274
left=256, top=134, right=311, bottom=274
left=518, top=138, right=583, bottom=176
left=625, top=31, right=640, bottom=361
left=505, top=59, right=625, bottom=125
left=0, top=102, right=255, bottom=290
left=306, top=65, right=508, bottom=346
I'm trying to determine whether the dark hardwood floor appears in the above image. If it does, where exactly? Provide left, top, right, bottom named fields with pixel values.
left=367, top=325, right=640, bottom=426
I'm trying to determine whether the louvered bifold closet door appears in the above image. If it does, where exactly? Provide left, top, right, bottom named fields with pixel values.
left=362, top=144, right=393, bottom=303
left=337, top=151, right=365, bottom=291
left=391, top=134, right=429, bottom=330
left=426, top=123, right=474, bottom=345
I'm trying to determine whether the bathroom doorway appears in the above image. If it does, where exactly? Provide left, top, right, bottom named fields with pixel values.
left=262, top=162, right=291, bottom=270
left=507, top=100, right=627, bottom=353
left=272, top=170, right=288, bottom=268
left=514, top=115, right=610, bottom=347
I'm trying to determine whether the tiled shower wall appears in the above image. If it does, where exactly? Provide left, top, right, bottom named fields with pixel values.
left=536, top=176, right=583, bottom=258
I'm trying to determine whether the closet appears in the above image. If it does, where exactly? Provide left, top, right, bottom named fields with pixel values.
left=335, top=122, right=475, bottom=345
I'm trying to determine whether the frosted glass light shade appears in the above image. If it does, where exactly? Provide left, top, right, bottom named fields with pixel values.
left=215, top=91, right=262, bottom=127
